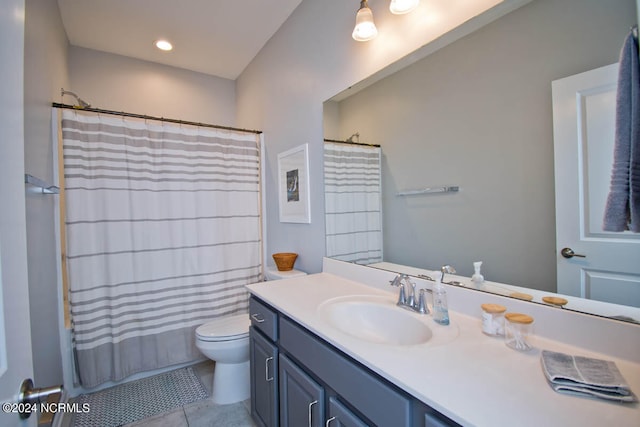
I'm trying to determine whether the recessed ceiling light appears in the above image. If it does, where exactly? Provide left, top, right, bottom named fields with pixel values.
left=154, top=40, right=173, bottom=51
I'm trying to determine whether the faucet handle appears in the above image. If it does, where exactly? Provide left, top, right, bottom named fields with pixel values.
left=389, top=273, right=405, bottom=287
left=397, top=284, right=407, bottom=305
left=417, top=289, right=429, bottom=315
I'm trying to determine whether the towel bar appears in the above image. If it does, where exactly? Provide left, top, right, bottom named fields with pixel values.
left=24, top=174, right=59, bottom=194
left=396, top=186, right=459, bottom=196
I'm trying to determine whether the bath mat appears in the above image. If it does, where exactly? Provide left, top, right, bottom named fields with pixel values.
left=72, top=366, right=209, bottom=427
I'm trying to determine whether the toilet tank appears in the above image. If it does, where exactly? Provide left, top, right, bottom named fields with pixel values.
left=265, top=267, right=307, bottom=281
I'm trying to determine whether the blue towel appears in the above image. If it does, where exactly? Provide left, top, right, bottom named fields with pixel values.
left=603, top=30, right=640, bottom=232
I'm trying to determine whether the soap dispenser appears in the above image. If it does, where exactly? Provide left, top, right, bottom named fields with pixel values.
left=471, top=261, right=484, bottom=284
left=431, top=271, right=450, bottom=325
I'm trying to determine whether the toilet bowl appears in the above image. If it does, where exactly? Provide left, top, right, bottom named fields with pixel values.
left=195, top=268, right=306, bottom=404
left=195, top=314, right=251, bottom=404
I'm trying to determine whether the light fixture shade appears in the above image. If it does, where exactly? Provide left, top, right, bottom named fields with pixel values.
left=352, top=1, right=378, bottom=42
left=389, top=0, right=419, bottom=15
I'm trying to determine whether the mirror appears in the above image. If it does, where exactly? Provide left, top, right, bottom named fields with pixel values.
left=323, top=0, right=640, bottom=322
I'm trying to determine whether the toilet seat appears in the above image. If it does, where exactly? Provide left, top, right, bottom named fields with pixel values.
left=196, top=314, right=250, bottom=342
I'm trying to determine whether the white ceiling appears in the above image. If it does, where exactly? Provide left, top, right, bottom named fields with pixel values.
left=57, top=0, right=303, bottom=80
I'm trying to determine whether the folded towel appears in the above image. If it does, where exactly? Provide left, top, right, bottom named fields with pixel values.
left=540, top=350, right=636, bottom=402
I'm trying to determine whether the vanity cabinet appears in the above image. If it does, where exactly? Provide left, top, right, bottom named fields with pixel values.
left=249, top=296, right=459, bottom=427
left=279, top=316, right=412, bottom=426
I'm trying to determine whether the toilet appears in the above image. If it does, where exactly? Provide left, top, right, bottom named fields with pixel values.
left=195, top=267, right=306, bottom=404
left=195, top=314, right=251, bottom=404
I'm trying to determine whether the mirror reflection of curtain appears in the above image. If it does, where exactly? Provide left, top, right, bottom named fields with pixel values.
left=324, top=141, right=382, bottom=264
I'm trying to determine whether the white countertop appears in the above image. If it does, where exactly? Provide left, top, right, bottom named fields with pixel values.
left=246, top=271, right=640, bottom=427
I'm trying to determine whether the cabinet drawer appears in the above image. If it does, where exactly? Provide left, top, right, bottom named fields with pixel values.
left=280, top=317, right=411, bottom=427
left=250, top=296, right=278, bottom=341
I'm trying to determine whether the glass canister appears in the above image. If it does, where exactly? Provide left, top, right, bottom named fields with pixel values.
left=480, top=303, right=506, bottom=336
left=504, top=313, right=534, bottom=351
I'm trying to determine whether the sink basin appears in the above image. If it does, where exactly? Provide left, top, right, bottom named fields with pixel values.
left=318, top=295, right=432, bottom=346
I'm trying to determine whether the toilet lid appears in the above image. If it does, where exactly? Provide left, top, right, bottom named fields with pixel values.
left=196, top=314, right=250, bottom=342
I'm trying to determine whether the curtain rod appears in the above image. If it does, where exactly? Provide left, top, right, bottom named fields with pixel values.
left=52, top=102, right=262, bottom=135
left=323, top=138, right=380, bottom=148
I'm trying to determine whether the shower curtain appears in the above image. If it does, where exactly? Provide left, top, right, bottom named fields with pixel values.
left=324, top=142, right=382, bottom=264
left=58, top=109, right=262, bottom=387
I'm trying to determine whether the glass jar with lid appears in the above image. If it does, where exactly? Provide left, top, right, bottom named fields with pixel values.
left=504, top=313, right=534, bottom=351
left=480, top=303, right=506, bottom=336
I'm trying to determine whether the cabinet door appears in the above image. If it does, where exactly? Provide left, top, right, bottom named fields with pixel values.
left=327, top=396, right=369, bottom=427
left=279, top=353, right=325, bottom=427
left=250, top=327, right=279, bottom=427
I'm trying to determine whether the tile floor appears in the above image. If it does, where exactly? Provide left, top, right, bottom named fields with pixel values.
left=59, top=361, right=256, bottom=427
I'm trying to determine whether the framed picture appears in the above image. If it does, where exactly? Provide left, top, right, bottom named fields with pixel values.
left=278, top=144, right=311, bottom=223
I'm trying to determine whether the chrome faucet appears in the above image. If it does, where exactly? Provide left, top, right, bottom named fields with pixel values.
left=389, top=274, right=429, bottom=314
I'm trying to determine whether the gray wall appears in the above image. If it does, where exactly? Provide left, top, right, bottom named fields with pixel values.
left=334, top=0, right=636, bottom=290
left=68, top=47, right=236, bottom=126
left=24, top=0, right=69, bottom=387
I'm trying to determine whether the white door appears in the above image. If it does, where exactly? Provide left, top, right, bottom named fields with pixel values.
left=0, top=1, right=36, bottom=426
left=552, top=63, right=640, bottom=308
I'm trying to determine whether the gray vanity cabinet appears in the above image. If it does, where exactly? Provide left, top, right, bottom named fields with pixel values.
left=248, top=296, right=459, bottom=427
left=279, top=316, right=411, bottom=427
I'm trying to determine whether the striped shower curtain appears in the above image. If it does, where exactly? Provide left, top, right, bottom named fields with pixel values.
left=59, top=109, right=262, bottom=387
left=324, top=142, right=382, bottom=264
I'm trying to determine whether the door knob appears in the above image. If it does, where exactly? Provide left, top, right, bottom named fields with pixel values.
left=560, top=247, right=586, bottom=259
left=18, top=378, right=63, bottom=419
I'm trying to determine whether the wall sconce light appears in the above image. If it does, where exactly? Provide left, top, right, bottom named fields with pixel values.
left=389, top=0, right=419, bottom=15
left=352, top=0, right=378, bottom=42
left=353, top=0, right=420, bottom=42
